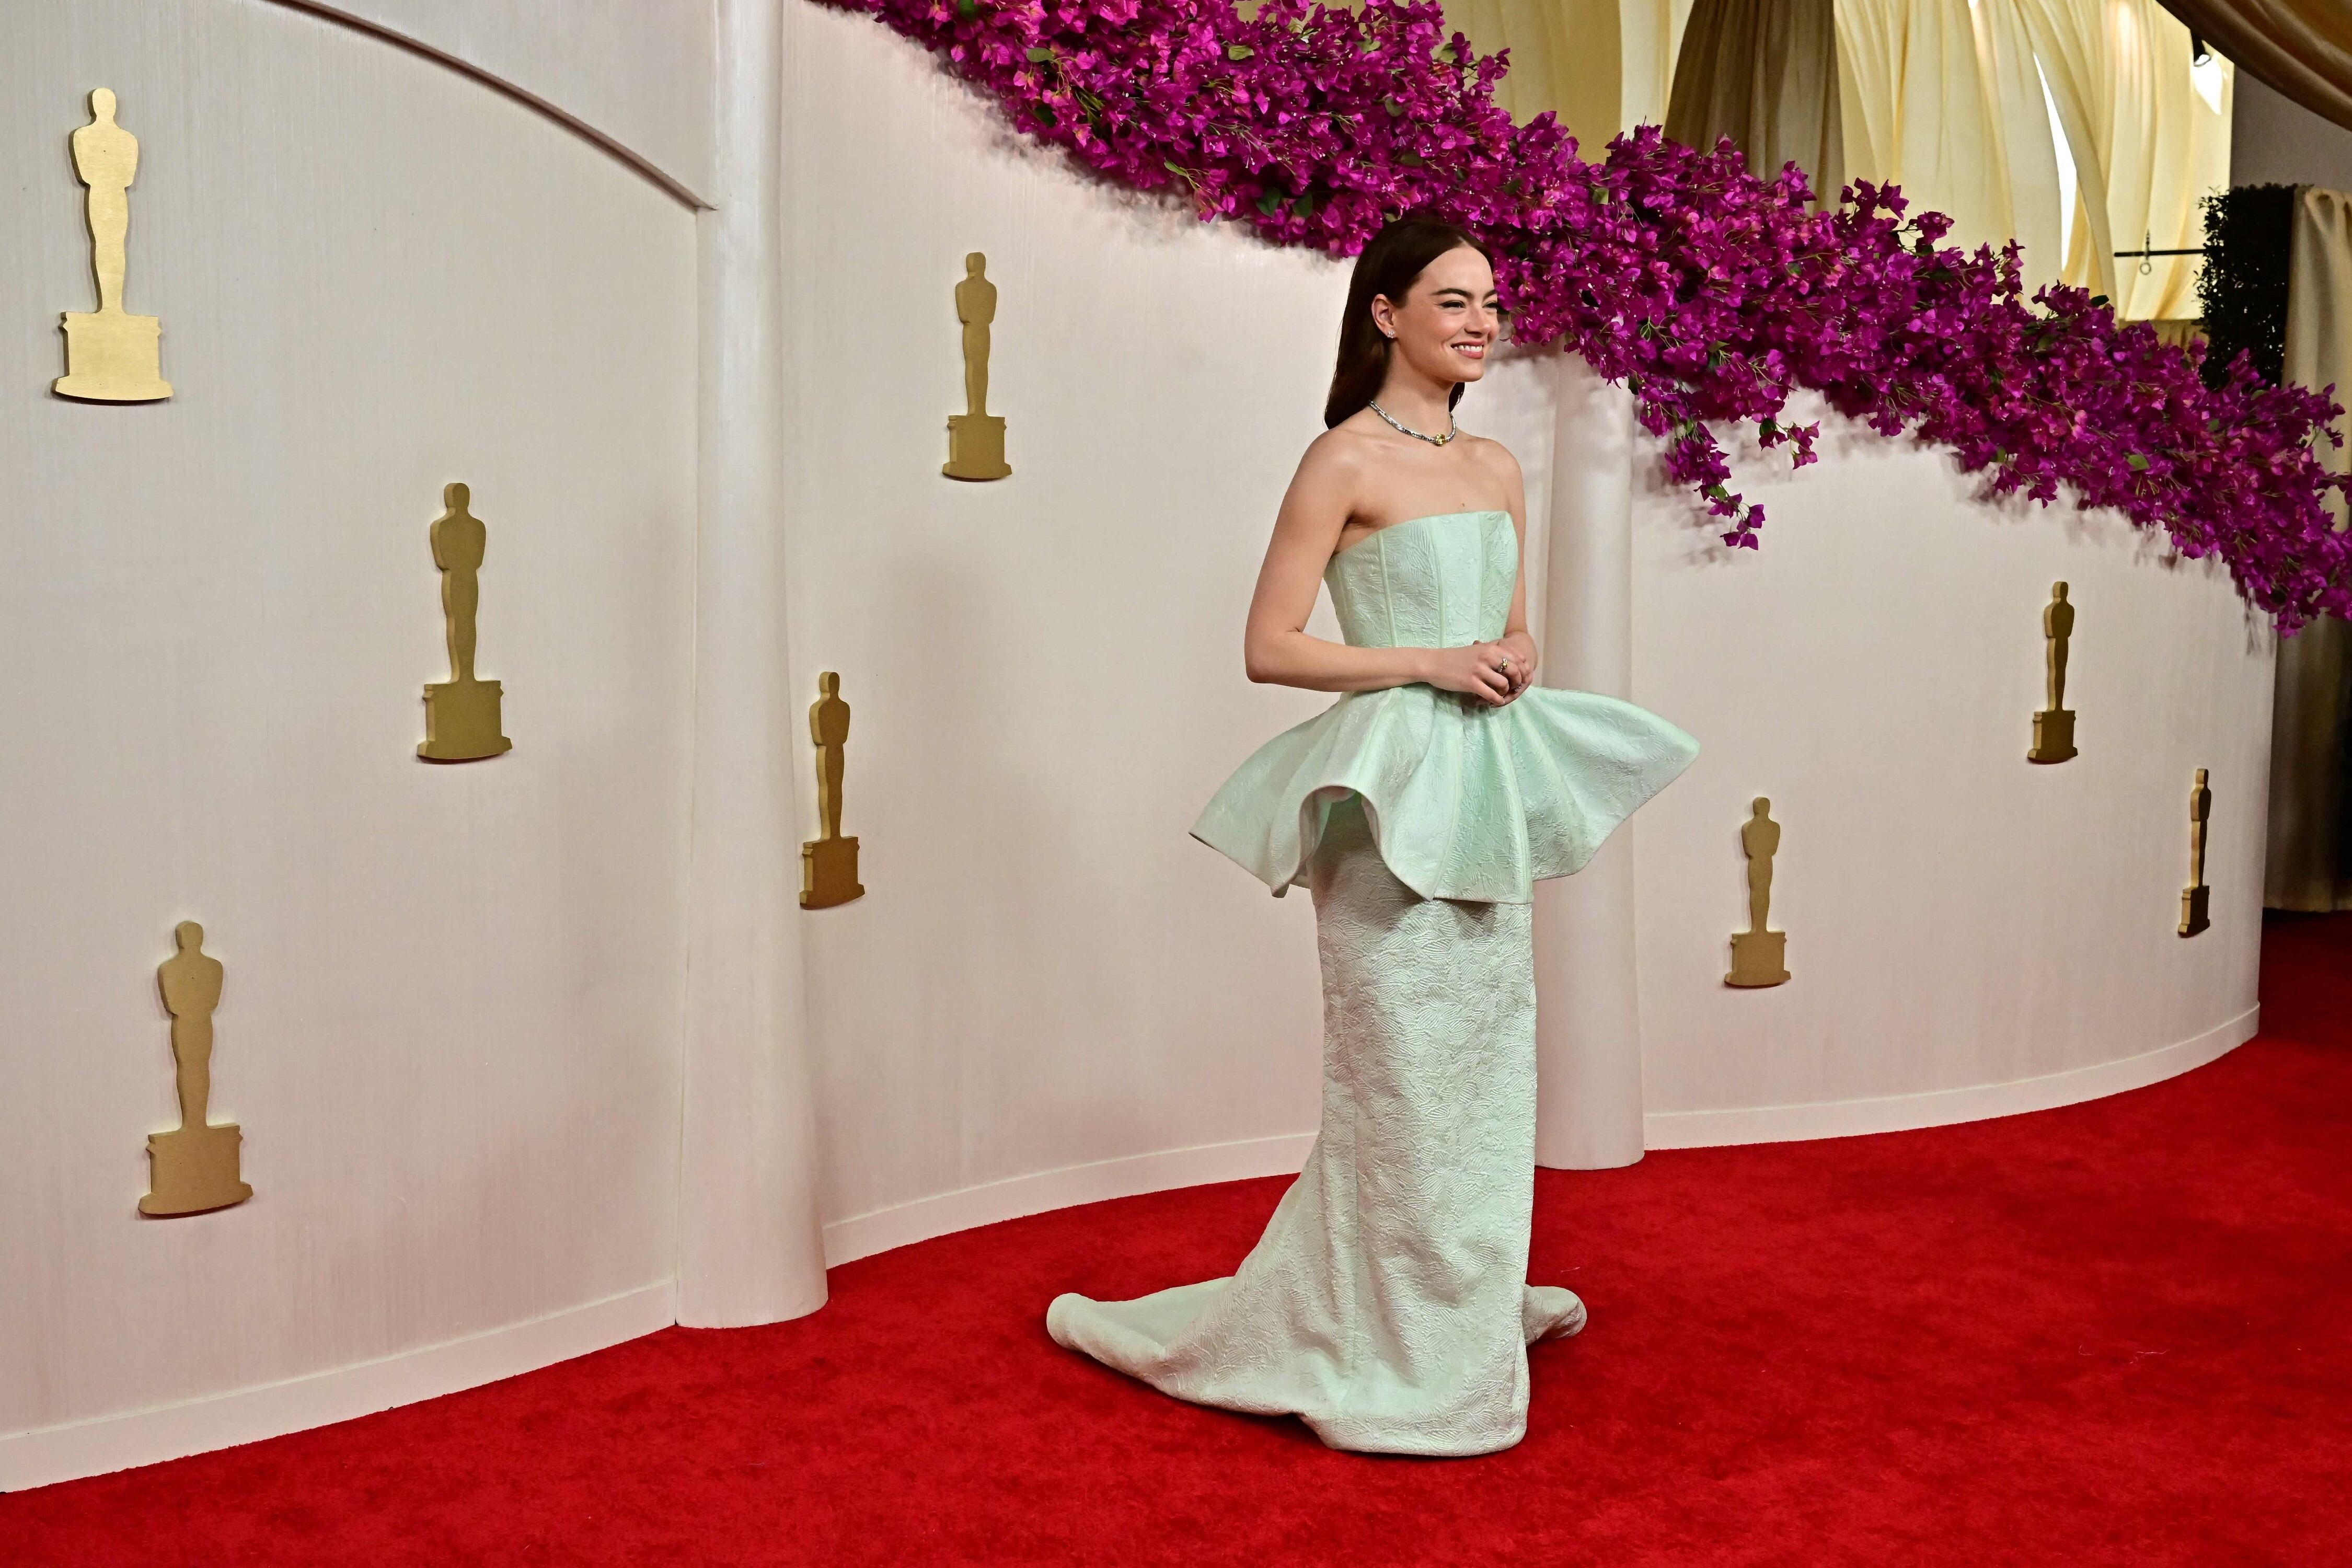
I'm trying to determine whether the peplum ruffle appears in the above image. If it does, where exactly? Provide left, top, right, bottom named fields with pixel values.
left=1189, top=682, right=1700, bottom=904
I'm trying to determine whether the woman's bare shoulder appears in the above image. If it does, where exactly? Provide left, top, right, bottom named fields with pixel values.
left=1293, top=422, right=1382, bottom=490
left=1457, top=431, right=1523, bottom=479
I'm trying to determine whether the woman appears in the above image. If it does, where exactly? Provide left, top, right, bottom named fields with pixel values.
left=1046, top=216, right=1699, bottom=1457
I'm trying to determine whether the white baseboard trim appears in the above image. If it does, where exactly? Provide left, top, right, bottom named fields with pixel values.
left=0, top=1278, right=677, bottom=1494
left=822, top=1132, right=1317, bottom=1267
left=1643, top=1006, right=2260, bottom=1149
left=822, top=1009, right=2266, bottom=1265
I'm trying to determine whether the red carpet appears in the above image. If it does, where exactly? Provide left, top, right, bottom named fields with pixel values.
left=9, top=915, right=2350, bottom=1565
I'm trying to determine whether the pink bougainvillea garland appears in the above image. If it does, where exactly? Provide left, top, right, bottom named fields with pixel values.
left=841, top=0, right=2352, bottom=627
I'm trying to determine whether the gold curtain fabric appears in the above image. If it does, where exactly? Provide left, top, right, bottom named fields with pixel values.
left=1624, top=0, right=1703, bottom=131
left=2266, top=186, right=2352, bottom=913
left=1451, top=0, right=1616, bottom=144
left=2157, top=0, right=2352, bottom=135
left=1665, top=0, right=1844, bottom=202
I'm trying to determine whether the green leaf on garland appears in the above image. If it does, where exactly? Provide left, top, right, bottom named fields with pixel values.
left=1397, top=151, right=1425, bottom=168
left=1257, top=188, right=1287, bottom=215
left=1225, top=43, right=1254, bottom=61
left=2127, top=452, right=2150, bottom=471
left=1291, top=191, right=1318, bottom=217
left=1025, top=46, right=1053, bottom=62
left=954, top=0, right=976, bottom=16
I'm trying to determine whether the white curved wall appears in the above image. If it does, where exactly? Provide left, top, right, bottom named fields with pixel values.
left=1626, top=402, right=2269, bottom=1142
left=286, top=0, right=716, bottom=200
left=1, top=0, right=697, bottom=1485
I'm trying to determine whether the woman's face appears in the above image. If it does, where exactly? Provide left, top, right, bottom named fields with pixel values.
left=1371, top=245, right=1501, bottom=388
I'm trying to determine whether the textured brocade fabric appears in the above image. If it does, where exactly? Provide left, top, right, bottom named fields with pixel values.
left=1188, top=511, right=1700, bottom=903
left=1046, top=800, right=1586, bottom=1456
left=1044, top=513, right=1692, bottom=1454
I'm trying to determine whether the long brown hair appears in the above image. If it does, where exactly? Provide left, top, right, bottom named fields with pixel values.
left=1322, top=216, right=1494, bottom=429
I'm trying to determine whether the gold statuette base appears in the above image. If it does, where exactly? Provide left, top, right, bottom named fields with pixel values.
left=2029, top=709, right=2077, bottom=764
left=944, top=414, right=1010, bottom=481
left=55, top=309, right=171, bottom=401
left=1726, top=930, right=1789, bottom=988
left=141, top=1123, right=251, bottom=1216
left=420, top=678, right=511, bottom=761
left=2180, top=885, right=2211, bottom=938
left=802, top=835, right=864, bottom=909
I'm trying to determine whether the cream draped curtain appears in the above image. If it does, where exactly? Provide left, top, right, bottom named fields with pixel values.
left=1666, top=0, right=1844, bottom=202
left=1834, top=0, right=2061, bottom=277
left=1419, top=0, right=2226, bottom=312
left=2266, top=186, right=2352, bottom=913
left=1829, top=0, right=2229, bottom=315
left=2021, top=0, right=2232, bottom=317
left=1438, top=0, right=1696, bottom=146
left=1625, top=0, right=1704, bottom=129
left=1451, top=0, right=1611, bottom=141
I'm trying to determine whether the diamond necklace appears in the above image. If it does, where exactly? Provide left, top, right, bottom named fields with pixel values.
left=1367, top=398, right=1458, bottom=446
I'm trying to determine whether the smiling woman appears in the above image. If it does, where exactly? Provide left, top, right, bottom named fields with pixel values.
left=1322, top=218, right=1495, bottom=434
left=1040, top=215, right=1701, bottom=1457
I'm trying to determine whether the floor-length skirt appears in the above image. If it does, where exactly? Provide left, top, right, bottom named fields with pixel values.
left=1046, top=797, right=1584, bottom=1456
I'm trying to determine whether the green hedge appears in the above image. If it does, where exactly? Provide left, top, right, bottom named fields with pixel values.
left=2197, top=183, right=2297, bottom=389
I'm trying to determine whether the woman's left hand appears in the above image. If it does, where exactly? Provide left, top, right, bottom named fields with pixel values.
left=1492, top=632, right=1537, bottom=703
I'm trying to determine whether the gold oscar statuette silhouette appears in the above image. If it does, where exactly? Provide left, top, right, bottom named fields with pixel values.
left=1726, top=798, right=1791, bottom=987
left=419, top=482, right=512, bottom=761
left=802, top=672, right=866, bottom=908
left=2028, top=582, right=2078, bottom=763
left=54, top=89, right=172, bottom=402
left=2180, top=768, right=2213, bottom=937
left=140, top=922, right=252, bottom=1217
left=944, top=252, right=1010, bottom=480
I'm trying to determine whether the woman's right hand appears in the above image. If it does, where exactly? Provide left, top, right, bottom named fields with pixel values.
left=1422, top=642, right=1516, bottom=705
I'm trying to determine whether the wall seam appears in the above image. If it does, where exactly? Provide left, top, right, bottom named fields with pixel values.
left=264, top=0, right=712, bottom=207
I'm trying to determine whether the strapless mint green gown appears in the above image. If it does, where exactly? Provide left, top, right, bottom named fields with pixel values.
left=1047, top=511, right=1699, bottom=1456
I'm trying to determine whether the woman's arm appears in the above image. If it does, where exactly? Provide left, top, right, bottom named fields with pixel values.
left=1491, top=444, right=1537, bottom=704
left=1241, top=436, right=1516, bottom=702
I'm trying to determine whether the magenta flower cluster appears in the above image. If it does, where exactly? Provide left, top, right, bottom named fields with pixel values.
left=844, top=0, right=2352, bottom=627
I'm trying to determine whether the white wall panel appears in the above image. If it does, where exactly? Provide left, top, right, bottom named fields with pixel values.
left=285, top=0, right=717, bottom=202
left=778, top=5, right=1354, bottom=1233
left=0, top=0, right=698, bottom=1451
left=2232, top=72, right=2352, bottom=191
left=1629, top=399, right=2269, bottom=1130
